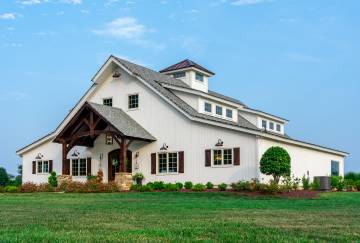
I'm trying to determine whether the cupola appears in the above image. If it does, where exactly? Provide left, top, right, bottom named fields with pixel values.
left=159, top=59, right=214, bottom=93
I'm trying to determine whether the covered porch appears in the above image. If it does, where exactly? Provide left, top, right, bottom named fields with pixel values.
left=53, top=102, right=156, bottom=188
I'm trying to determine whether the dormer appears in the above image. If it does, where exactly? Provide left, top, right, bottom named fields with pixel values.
left=159, top=59, right=214, bottom=93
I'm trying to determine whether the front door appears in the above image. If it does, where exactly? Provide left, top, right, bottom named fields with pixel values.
left=108, top=149, right=132, bottom=181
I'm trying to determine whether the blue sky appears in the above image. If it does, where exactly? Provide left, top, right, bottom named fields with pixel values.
left=0, top=0, right=359, bottom=175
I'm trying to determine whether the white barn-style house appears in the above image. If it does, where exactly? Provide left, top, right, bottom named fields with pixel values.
left=17, top=56, right=348, bottom=188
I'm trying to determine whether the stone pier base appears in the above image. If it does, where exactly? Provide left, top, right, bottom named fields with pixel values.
left=115, top=173, right=132, bottom=191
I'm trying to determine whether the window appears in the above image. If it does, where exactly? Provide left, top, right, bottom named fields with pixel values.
left=195, top=72, right=204, bottom=81
left=158, top=152, right=178, bottom=174
left=37, top=161, right=49, bottom=174
left=226, top=109, right=233, bottom=119
left=72, top=158, right=87, bottom=176
left=204, top=102, right=212, bottom=113
left=276, top=124, right=281, bottom=132
left=331, top=161, right=339, bottom=176
left=269, top=122, right=274, bottom=130
left=103, top=98, right=112, bottom=107
left=262, top=120, right=267, bottom=129
left=173, top=72, right=185, bottom=78
left=216, top=105, right=223, bottom=116
left=128, top=94, right=139, bottom=109
left=213, top=149, right=233, bottom=166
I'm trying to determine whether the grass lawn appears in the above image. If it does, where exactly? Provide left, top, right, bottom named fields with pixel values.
left=1, top=192, right=360, bottom=242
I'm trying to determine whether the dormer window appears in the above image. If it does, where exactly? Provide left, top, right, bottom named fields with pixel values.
left=195, top=72, right=204, bottom=82
left=103, top=98, right=113, bottom=107
left=276, top=124, right=281, bottom=132
left=216, top=106, right=223, bottom=116
left=226, top=109, right=233, bottom=119
left=204, top=102, right=212, bottom=113
left=262, top=120, right=267, bottom=129
left=173, top=72, right=185, bottom=78
left=269, top=122, right=274, bottom=130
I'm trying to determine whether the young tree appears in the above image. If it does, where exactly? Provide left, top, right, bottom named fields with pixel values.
left=260, top=146, right=291, bottom=184
left=0, top=167, right=9, bottom=186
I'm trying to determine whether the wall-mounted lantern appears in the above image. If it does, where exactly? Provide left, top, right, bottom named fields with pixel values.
left=71, top=150, right=80, bottom=157
left=105, top=134, right=113, bottom=145
left=215, top=139, right=224, bottom=147
left=112, top=71, right=121, bottom=78
left=160, top=143, right=169, bottom=151
left=35, top=153, right=43, bottom=160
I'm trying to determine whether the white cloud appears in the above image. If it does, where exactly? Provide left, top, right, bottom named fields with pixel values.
left=60, top=0, right=81, bottom=4
left=17, top=0, right=81, bottom=5
left=93, top=17, right=147, bottom=41
left=17, top=0, right=42, bottom=5
left=187, top=9, right=199, bottom=14
left=2, top=43, right=23, bottom=48
left=0, top=13, right=16, bottom=20
left=231, top=0, right=272, bottom=6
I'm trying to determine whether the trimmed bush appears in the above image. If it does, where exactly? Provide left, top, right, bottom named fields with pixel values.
left=311, top=178, right=320, bottom=191
left=266, top=180, right=280, bottom=194
left=130, top=184, right=141, bottom=191
left=152, top=181, right=165, bottom=190
left=231, top=181, right=251, bottom=191
left=302, top=176, right=310, bottom=190
left=139, top=185, right=153, bottom=192
left=193, top=183, right=206, bottom=192
left=176, top=182, right=184, bottom=190
left=21, top=182, right=38, bottom=193
left=132, top=173, right=145, bottom=185
left=87, top=175, right=97, bottom=181
left=164, top=183, right=180, bottom=191
left=344, top=179, right=355, bottom=191
left=5, top=186, right=19, bottom=193
left=206, top=182, right=214, bottom=190
left=260, top=146, right=291, bottom=184
left=184, top=181, right=193, bottom=190
left=48, top=171, right=58, bottom=187
left=218, top=183, right=227, bottom=191
left=146, top=182, right=154, bottom=189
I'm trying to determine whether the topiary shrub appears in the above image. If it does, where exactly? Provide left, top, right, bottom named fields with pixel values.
left=193, top=183, right=206, bottom=192
left=5, top=185, right=19, bottom=193
left=218, top=183, right=227, bottom=191
left=184, top=181, right=193, bottom=190
left=48, top=171, right=58, bottom=187
left=231, top=181, right=251, bottom=191
left=152, top=181, right=165, bottom=190
left=164, top=183, right=180, bottom=191
left=206, top=182, right=214, bottom=189
left=260, top=146, right=291, bottom=184
left=176, top=182, right=183, bottom=190
left=302, top=175, right=310, bottom=190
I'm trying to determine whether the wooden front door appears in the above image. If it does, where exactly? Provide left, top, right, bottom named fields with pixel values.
left=108, top=149, right=133, bottom=181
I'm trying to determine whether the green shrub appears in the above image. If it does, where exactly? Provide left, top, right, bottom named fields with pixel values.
left=218, top=183, right=227, bottom=191
left=193, top=183, right=206, bottom=192
left=139, top=185, right=153, bottom=192
left=266, top=180, right=280, bottom=194
left=345, top=172, right=360, bottom=181
left=146, top=182, right=154, bottom=189
left=152, top=181, right=165, bottom=190
left=355, top=180, right=360, bottom=191
left=5, top=185, right=19, bottom=193
left=21, top=182, right=38, bottom=193
left=337, top=179, right=345, bottom=191
left=206, top=182, right=214, bottom=189
left=130, top=184, right=141, bottom=191
left=331, top=176, right=341, bottom=189
left=184, top=181, right=193, bottom=190
left=260, top=146, right=291, bottom=184
left=311, top=178, right=320, bottom=191
left=48, top=171, right=58, bottom=187
left=164, top=183, right=180, bottom=191
left=87, top=175, right=97, bottom=181
left=231, top=181, right=251, bottom=191
left=344, top=179, right=355, bottom=191
left=302, top=176, right=310, bottom=190
left=0, top=186, right=4, bottom=193
left=176, top=182, right=184, bottom=190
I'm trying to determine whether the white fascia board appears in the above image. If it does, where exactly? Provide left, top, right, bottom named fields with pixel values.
left=163, top=84, right=243, bottom=109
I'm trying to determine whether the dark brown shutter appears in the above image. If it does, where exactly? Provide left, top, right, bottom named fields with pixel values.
left=87, top=158, right=92, bottom=176
left=49, top=160, right=53, bottom=173
left=178, top=151, right=184, bottom=173
left=63, top=159, right=70, bottom=175
left=234, top=147, right=240, bottom=166
left=151, top=153, right=156, bottom=174
left=32, top=161, right=36, bottom=174
left=205, top=149, right=211, bottom=167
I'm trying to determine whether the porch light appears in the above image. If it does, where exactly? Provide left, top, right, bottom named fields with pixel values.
left=112, top=71, right=121, bottom=78
left=215, top=139, right=224, bottom=147
left=105, top=134, right=113, bottom=145
left=71, top=150, right=80, bottom=157
left=35, top=153, right=43, bottom=160
left=160, top=143, right=168, bottom=151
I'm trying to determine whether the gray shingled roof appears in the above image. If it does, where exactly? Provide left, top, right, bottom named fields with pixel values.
left=208, top=90, right=246, bottom=106
left=88, top=102, right=156, bottom=141
left=159, top=59, right=215, bottom=75
left=114, top=56, right=258, bottom=131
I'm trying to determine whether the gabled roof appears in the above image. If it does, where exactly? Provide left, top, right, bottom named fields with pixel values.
left=159, top=59, right=215, bottom=75
left=88, top=102, right=156, bottom=141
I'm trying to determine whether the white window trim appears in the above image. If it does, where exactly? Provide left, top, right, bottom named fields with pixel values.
left=36, top=160, right=50, bottom=174
left=215, top=105, right=223, bottom=117
left=225, top=108, right=233, bottom=120
left=128, top=93, right=139, bottom=111
left=203, top=100, right=235, bottom=122
left=211, top=148, right=234, bottom=168
left=204, top=102, right=212, bottom=114
left=102, top=97, right=113, bottom=107
left=70, top=158, right=87, bottom=177
left=156, top=151, right=179, bottom=175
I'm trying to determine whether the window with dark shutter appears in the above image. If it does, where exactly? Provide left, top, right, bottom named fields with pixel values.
left=178, top=151, right=184, bottom=173
left=49, top=160, right=53, bottom=173
left=151, top=153, right=156, bottom=174
left=205, top=149, right=211, bottom=167
left=87, top=158, right=92, bottom=176
left=233, top=147, right=240, bottom=166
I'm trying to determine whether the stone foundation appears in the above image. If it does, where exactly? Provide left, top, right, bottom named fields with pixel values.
left=115, top=173, right=133, bottom=191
